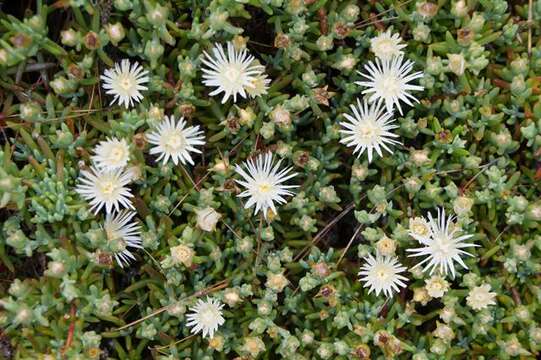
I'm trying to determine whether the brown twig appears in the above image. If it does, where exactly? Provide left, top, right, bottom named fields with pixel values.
left=61, top=303, right=77, bottom=357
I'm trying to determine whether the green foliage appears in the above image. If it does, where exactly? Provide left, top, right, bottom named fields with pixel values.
left=0, top=0, right=540, bottom=359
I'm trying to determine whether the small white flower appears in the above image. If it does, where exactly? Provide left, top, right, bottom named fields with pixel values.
left=370, top=29, right=407, bottom=60
left=91, top=137, right=130, bottom=171
left=235, top=153, right=298, bottom=219
left=356, top=54, right=424, bottom=115
left=201, top=42, right=266, bottom=103
left=101, top=59, right=149, bottom=109
left=339, top=98, right=400, bottom=163
left=358, top=254, right=408, bottom=298
left=407, top=207, right=477, bottom=277
left=186, top=297, right=225, bottom=338
left=424, top=275, right=449, bottom=298
left=467, top=283, right=497, bottom=310
left=146, top=115, right=205, bottom=166
left=75, top=167, right=134, bottom=214
left=103, top=210, right=142, bottom=267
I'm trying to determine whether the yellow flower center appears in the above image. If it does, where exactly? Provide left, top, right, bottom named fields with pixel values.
left=258, top=183, right=272, bottom=193
left=100, top=181, right=115, bottom=196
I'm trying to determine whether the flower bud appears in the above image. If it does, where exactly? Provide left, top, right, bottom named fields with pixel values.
left=170, top=244, right=195, bottom=267
left=106, top=23, right=125, bottom=46
left=196, top=207, right=221, bottom=232
left=447, top=53, right=466, bottom=76
left=61, top=29, right=79, bottom=47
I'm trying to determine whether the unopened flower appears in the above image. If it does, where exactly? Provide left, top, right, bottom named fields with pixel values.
left=201, top=42, right=266, bottom=103
left=358, top=254, right=408, bottom=298
left=186, top=297, right=225, bottom=338
left=447, top=53, right=466, bottom=76
left=266, top=272, right=289, bottom=292
left=170, top=244, right=195, bottom=267
left=91, top=137, right=130, bottom=171
left=103, top=211, right=142, bottom=267
left=370, top=29, right=406, bottom=61
left=146, top=115, right=205, bottom=166
left=241, top=336, right=266, bottom=358
left=196, top=207, right=221, bottom=232
left=101, top=59, right=149, bottom=109
left=433, top=322, right=455, bottom=342
left=413, top=287, right=431, bottom=305
left=339, top=98, right=400, bottom=163
left=407, top=208, right=477, bottom=277
left=376, top=236, right=397, bottom=256
left=356, top=55, right=424, bottom=115
left=466, top=283, right=496, bottom=310
left=409, top=217, right=430, bottom=238
left=75, top=167, right=134, bottom=214
left=453, top=196, right=474, bottom=216
left=235, top=153, right=298, bottom=219
left=425, top=275, right=449, bottom=298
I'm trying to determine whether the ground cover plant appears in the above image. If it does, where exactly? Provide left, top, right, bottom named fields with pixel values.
left=0, top=0, right=541, bottom=359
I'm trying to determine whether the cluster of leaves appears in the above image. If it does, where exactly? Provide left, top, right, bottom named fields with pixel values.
left=0, top=0, right=540, bottom=359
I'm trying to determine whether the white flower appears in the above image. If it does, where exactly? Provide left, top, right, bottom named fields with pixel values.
left=424, top=275, right=449, bottom=298
left=201, top=42, right=266, bottom=103
left=146, top=115, right=205, bottom=166
left=75, top=167, right=134, bottom=214
left=103, top=210, right=142, bottom=267
left=91, top=137, right=130, bottom=171
left=358, top=254, right=408, bottom=298
left=234, top=153, right=298, bottom=219
left=407, top=207, right=477, bottom=277
left=356, top=55, right=424, bottom=115
left=101, top=59, right=149, bottom=109
left=370, top=29, right=406, bottom=61
left=467, top=283, right=497, bottom=310
left=339, top=98, right=400, bottom=163
left=186, top=297, right=225, bottom=338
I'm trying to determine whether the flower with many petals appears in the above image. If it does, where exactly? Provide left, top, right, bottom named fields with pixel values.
left=101, top=59, right=149, bottom=109
left=358, top=254, right=408, bottom=298
left=467, top=283, right=497, bottom=310
left=201, top=42, right=267, bottom=103
left=91, top=137, right=130, bottom=171
left=75, top=167, right=134, bottom=214
left=235, top=153, right=298, bottom=219
left=370, top=29, right=407, bottom=61
left=186, top=297, right=225, bottom=338
left=356, top=55, right=424, bottom=115
left=339, top=98, right=400, bottom=163
left=103, top=210, right=142, bottom=267
left=407, top=207, right=477, bottom=277
left=146, top=115, right=205, bottom=166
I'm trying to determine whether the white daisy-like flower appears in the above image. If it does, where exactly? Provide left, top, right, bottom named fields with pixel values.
left=103, top=210, right=142, bottom=267
left=75, top=167, right=134, bottom=214
left=101, top=59, right=149, bottom=109
left=370, top=29, right=407, bottom=61
left=186, top=297, right=225, bottom=338
left=339, top=98, right=400, bottom=163
left=201, top=42, right=266, bottom=103
left=146, top=115, right=205, bottom=166
left=235, top=153, right=298, bottom=219
left=358, top=254, right=408, bottom=298
left=466, top=283, right=497, bottom=310
left=356, top=54, right=424, bottom=115
left=91, top=137, right=130, bottom=171
left=407, top=207, right=477, bottom=278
